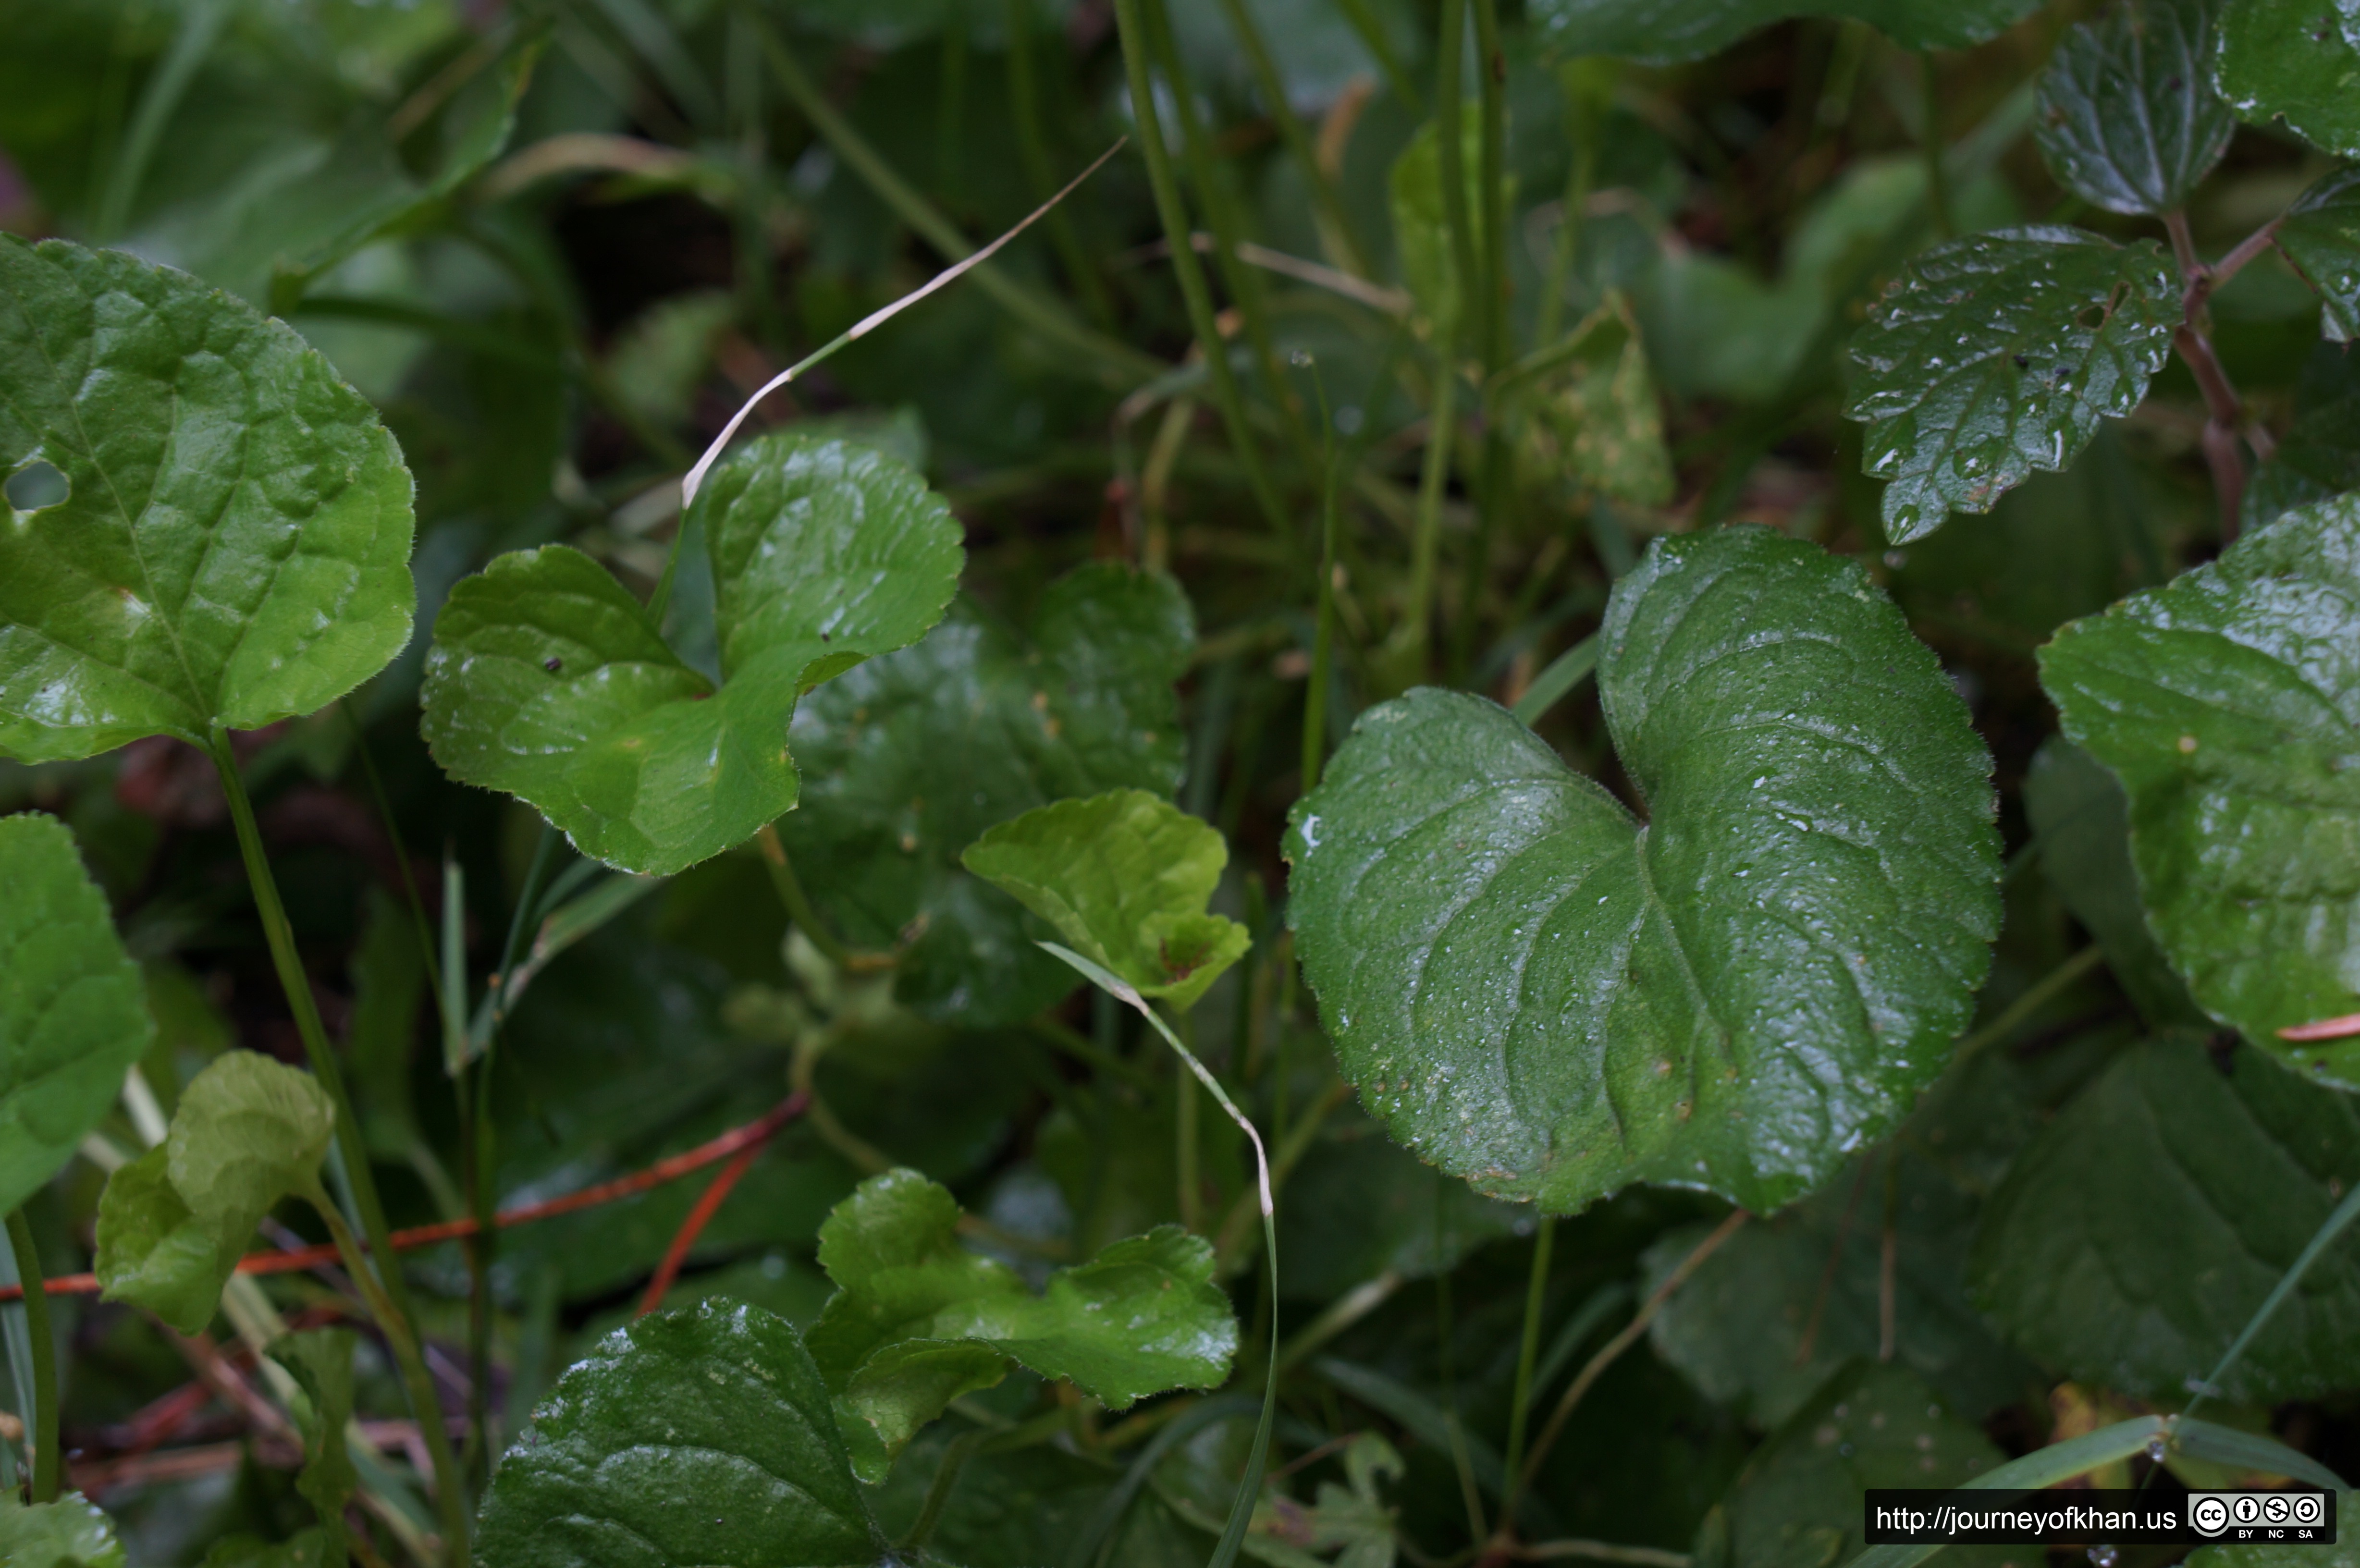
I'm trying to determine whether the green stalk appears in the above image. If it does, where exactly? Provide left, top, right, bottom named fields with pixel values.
left=1303, top=382, right=1343, bottom=795
left=755, top=824, right=856, bottom=969
left=209, top=733, right=470, bottom=1559
left=1142, top=0, right=1318, bottom=477
left=1111, top=0, right=1295, bottom=542
left=5, top=1212, right=57, bottom=1503
left=1402, top=325, right=1462, bottom=679
left=1434, top=0, right=1480, bottom=351
left=1212, top=0, right=1372, bottom=277
left=1003, top=0, right=1117, bottom=329
left=1452, top=0, right=1514, bottom=682
left=1501, top=1215, right=1555, bottom=1482
left=1333, top=0, right=1423, bottom=112
left=1539, top=62, right=1609, bottom=348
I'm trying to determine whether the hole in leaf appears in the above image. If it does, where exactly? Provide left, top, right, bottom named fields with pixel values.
left=5, top=460, right=68, bottom=512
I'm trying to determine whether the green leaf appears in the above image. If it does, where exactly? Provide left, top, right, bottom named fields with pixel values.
left=475, top=1300, right=895, bottom=1568
left=1844, top=227, right=2180, bottom=543
left=96, top=1051, right=335, bottom=1333
left=1285, top=527, right=2000, bottom=1214
left=2032, top=0, right=2234, bottom=216
left=1277, top=1115, right=1526, bottom=1301
left=962, top=790, right=1249, bottom=1013
left=273, top=1330, right=357, bottom=1568
left=421, top=434, right=963, bottom=875
left=2037, top=495, right=2360, bottom=1081
left=0, top=1495, right=127, bottom=1568
left=781, top=563, right=1194, bottom=1026
left=2214, top=0, right=2360, bottom=159
left=1967, top=1035, right=2360, bottom=1404
left=2022, top=738, right=2207, bottom=1029
left=1512, top=298, right=1675, bottom=509
left=0, top=813, right=152, bottom=1217
left=2276, top=166, right=2360, bottom=342
left=1690, top=1360, right=2013, bottom=1568
left=2188, top=1501, right=2360, bottom=1568
left=807, top=1169, right=1237, bottom=1480
left=1529, top=0, right=2042, bottom=63
left=1388, top=105, right=1490, bottom=333
left=0, top=236, right=416, bottom=761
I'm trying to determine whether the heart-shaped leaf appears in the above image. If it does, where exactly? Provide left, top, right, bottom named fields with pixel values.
left=2033, top=0, right=2234, bottom=217
left=1968, top=1035, right=2360, bottom=1404
left=2276, top=166, right=2360, bottom=342
left=0, top=236, right=415, bottom=761
left=2038, top=495, right=2360, bottom=1084
left=1528, top=0, right=2041, bottom=63
left=0, top=813, right=152, bottom=1217
left=807, top=1169, right=1237, bottom=1480
left=1284, top=526, right=2000, bottom=1214
left=2214, top=0, right=2360, bottom=159
left=421, top=434, right=962, bottom=875
left=97, top=1051, right=335, bottom=1333
left=963, top=790, right=1250, bottom=1013
left=476, top=1300, right=895, bottom=1568
left=780, top=563, right=1194, bottom=1024
left=1844, top=228, right=2180, bottom=543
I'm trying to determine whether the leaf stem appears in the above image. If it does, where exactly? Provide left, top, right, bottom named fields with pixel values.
left=1303, top=378, right=1343, bottom=795
left=1501, top=1216, right=1554, bottom=1484
left=1451, top=0, right=1515, bottom=682
left=1111, top=0, right=1295, bottom=544
left=5, top=1210, right=58, bottom=1502
left=209, top=732, right=469, bottom=1559
left=2165, top=208, right=2252, bottom=540
left=754, top=824, right=856, bottom=970
left=1952, top=943, right=2105, bottom=1061
left=1402, top=329, right=1462, bottom=678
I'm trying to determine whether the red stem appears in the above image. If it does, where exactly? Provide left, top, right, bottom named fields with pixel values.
left=636, top=1142, right=767, bottom=1317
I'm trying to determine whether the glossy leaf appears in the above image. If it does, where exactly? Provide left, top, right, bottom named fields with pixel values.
left=0, top=1495, right=127, bottom=1568
left=781, top=563, right=1194, bottom=1025
left=1844, top=228, right=2180, bottom=543
left=475, top=1300, right=894, bottom=1568
left=807, top=1169, right=1237, bottom=1479
left=1285, top=527, right=2000, bottom=1214
left=962, top=790, right=1250, bottom=1013
left=2038, top=496, right=2360, bottom=1082
left=1529, top=0, right=2042, bottom=63
left=0, top=813, right=152, bottom=1217
left=1690, top=1361, right=2011, bottom=1568
left=421, top=435, right=962, bottom=875
left=1968, top=1035, right=2360, bottom=1404
left=2277, top=166, right=2360, bottom=342
left=0, top=236, right=415, bottom=761
left=2032, top=0, right=2234, bottom=216
left=2213, top=0, right=2360, bottom=159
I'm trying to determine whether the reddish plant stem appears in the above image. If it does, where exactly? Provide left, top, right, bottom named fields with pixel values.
left=2165, top=208, right=2266, bottom=542
left=1, top=1094, right=809, bottom=1304
left=637, top=1141, right=768, bottom=1316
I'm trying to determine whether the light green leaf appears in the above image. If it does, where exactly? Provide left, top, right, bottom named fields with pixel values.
left=475, top=1300, right=895, bottom=1568
left=1512, top=298, right=1675, bottom=509
left=962, top=790, right=1249, bottom=1013
left=781, top=563, right=1194, bottom=1026
left=0, top=1494, right=128, bottom=1568
left=1844, top=227, right=2180, bottom=543
left=1530, top=0, right=2041, bottom=63
left=1690, top=1361, right=2012, bottom=1568
left=273, top=1330, right=357, bottom=1567
left=1388, top=105, right=1492, bottom=333
left=2022, top=739, right=2207, bottom=1029
left=807, top=1169, right=1237, bottom=1480
left=2033, top=0, right=2234, bottom=216
left=0, top=813, right=152, bottom=1216
left=1967, top=1034, right=2360, bottom=1405
left=2037, top=495, right=2360, bottom=1081
left=1285, top=527, right=2000, bottom=1214
left=2214, top=0, right=2360, bottom=159
left=421, top=434, right=963, bottom=875
left=96, top=1051, right=335, bottom=1333
left=2277, top=166, right=2360, bottom=342
left=0, top=236, right=415, bottom=761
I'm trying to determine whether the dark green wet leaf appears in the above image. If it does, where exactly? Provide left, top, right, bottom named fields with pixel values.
left=2023, top=739, right=2207, bottom=1029
left=1968, top=1035, right=2360, bottom=1404
left=2246, top=341, right=2360, bottom=528
left=1278, top=1115, right=1527, bottom=1301
left=2277, top=166, right=2360, bottom=341
left=1529, top=0, right=2042, bottom=63
left=1844, top=228, right=2180, bottom=543
left=962, top=789, right=1250, bottom=1013
left=0, top=1495, right=127, bottom=1568
left=781, top=563, right=1193, bottom=1026
left=806, top=1170, right=1236, bottom=1479
left=1688, top=1360, right=2013, bottom=1568
left=0, top=812, right=152, bottom=1217
left=2038, top=495, right=2360, bottom=1083
left=0, top=236, right=415, bottom=761
left=1285, top=527, right=2000, bottom=1215
left=2032, top=0, right=2233, bottom=216
left=2214, top=0, right=2360, bottom=159
left=475, top=1300, right=894, bottom=1568
left=421, top=435, right=962, bottom=876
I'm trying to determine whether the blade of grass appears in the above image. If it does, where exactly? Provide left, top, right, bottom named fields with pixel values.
left=1511, top=635, right=1598, bottom=727
left=1502, top=1217, right=1555, bottom=1483
left=2183, top=1179, right=2360, bottom=1421
left=4, top=1212, right=57, bottom=1501
left=1838, top=1418, right=2168, bottom=1568
left=1211, top=0, right=1371, bottom=277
